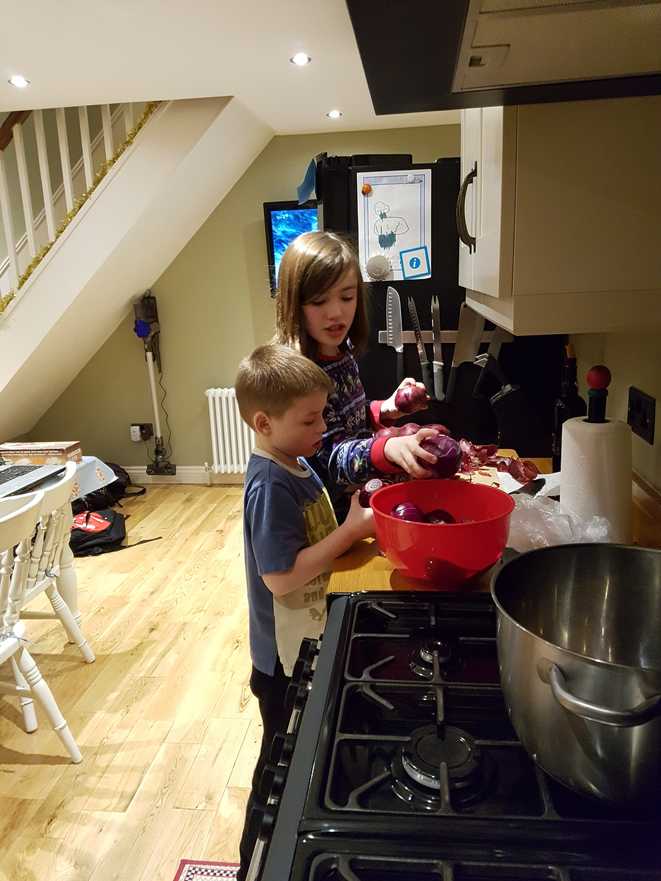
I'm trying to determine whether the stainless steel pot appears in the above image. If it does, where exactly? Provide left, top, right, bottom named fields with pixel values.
left=491, top=544, right=661, bottom=804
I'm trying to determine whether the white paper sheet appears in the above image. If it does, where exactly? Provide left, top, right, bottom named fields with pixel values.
left=357, top=168, right=432, bottom=282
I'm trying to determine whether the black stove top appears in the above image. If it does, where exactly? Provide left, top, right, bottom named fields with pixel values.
left=292, top=834, right=661, bottom=880
left=259, top=592, right=661, bottom=881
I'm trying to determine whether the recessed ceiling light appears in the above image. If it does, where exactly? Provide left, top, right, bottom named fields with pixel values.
left=290, top=53, right=311, bottom=66
left=8, top=74, right=30, bottom=88
left=326, top=109, right=343, bottom=119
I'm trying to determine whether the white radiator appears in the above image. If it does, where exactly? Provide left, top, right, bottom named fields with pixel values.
left=205, top=387, right=255, bottom=474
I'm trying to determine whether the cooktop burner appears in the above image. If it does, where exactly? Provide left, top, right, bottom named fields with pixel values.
left=409, top=639, right=453, bottom=679
left=392, top=723, right=491, bottom=810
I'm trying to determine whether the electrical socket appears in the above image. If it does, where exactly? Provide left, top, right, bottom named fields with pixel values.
left=130, top=423, right=154, bottom=442
left=627, top=387, right=655, bottom=445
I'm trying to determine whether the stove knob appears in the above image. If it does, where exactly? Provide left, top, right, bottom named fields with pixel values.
left=299, top=636, right=319, bottom=661
left=260, top=762, right=288, bottom=800
left=259, top=805, right=278, bottom=840
left=285, top=682, right=308, bottom=714
left=269, top=732, right=295, bottom=766
left=291, top=656, right=313, bottom=686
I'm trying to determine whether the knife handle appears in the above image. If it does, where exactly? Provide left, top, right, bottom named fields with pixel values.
left=395, top=350, right=404, bottom=385
left=432, top=362, right=445, bottom=402
left=421, top=362, right=434, bottom=399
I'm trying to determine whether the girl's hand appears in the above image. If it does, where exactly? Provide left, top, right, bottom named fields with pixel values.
left=343, top=491, right=375, bottom=542
left=384, top=428, right=438, bottom=479
left=380, top=378, right=429, bottom=422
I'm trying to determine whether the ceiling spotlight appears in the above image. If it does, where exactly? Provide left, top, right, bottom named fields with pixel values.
left=326, top=109, right=343, bottom=119
left=290, top=53, right=311, bottom=66
left=8, top=74, right=30, bottom=89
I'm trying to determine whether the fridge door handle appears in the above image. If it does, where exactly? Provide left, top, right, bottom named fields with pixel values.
left=456, top=162, right=477, bottom=254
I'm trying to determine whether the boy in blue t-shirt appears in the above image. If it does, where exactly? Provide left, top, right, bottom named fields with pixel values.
left=235, top=344, right=374, bottom=879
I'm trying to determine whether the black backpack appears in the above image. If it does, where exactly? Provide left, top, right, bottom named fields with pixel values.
left=70, top=509, right=128, bottom=556
left=70, top=508, right=161, bottom=557
left=72, top=462, right=145, bottom=515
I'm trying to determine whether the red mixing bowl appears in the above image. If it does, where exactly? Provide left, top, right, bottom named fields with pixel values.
left=370, top=479, right=515, bottom=585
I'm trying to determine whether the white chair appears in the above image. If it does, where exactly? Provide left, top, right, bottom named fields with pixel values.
left=20, top=461, right=95, bottom=664
left=0, top=491, right=82, bottom=763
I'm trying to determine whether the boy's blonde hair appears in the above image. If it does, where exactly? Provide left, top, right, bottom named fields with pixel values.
left=235, top=343, right=333, bottom=426
left=275, top=231, right=369, bottom=359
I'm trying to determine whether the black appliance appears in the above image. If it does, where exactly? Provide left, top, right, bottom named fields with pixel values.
left=251, top=591, right=661, bottom=881
left=315, top=152, right=563, bottom=454
left=346, top=0, right=661, bottom=115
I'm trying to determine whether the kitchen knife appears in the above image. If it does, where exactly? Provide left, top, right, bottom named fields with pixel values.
left=446, top=303, right=485, bottom=403
left=407, top=297, right=434, bottom=396
left=385, top=286, right=404, bottom=383
left=473, top=326, right=513, bottom=398
left=431, top=296, right=444, bottom=401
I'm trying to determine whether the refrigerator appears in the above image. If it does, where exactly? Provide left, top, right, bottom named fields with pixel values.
left=314, top=152, right=563, bottom=455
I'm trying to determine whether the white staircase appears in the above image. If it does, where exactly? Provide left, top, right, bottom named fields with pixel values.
left=0, top=97, right=271, bottom=441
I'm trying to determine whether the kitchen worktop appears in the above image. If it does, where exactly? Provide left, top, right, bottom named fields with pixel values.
left=329, top=459, right=661, bottom=594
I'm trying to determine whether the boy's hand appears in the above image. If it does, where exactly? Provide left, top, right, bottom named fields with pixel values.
left=344, top=491, right=375, bottom=542
left=380, top=378, right=429, bottom=422
left=384, top=428, right=438, bottom=479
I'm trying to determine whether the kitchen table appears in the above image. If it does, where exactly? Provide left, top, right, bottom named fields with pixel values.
left=0, top=456, right=117, bottom=628
left=328, top=456, right=661, bottom=594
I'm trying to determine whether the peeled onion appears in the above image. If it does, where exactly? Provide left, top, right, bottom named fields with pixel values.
left=390, top=501, right=425, bottom=523
left=424, top=508, right=456, bottom=524
left=395, top=384, right=429, bottom=414
left=419, top=435, right=462, bottom=479
left=358, top=478, right=384, bottom=508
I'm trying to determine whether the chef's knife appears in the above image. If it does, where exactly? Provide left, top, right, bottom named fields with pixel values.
left=431, top=296, right=444, bottom=401
left=385, top=286, right=404, bottom=383
left=446, top=303, right=485, bottom=403
left=407, top=297, right=434, bottom=396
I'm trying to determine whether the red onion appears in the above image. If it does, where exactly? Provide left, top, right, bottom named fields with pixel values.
left=418, top=435, right=462, bottom=479
left=425, top=423, right=450, bottom=436
left=358, top=478, right=384, bottom=508
left=374, top=426, right=402, bottom=440
left=390, top=501, right=425, bottom=523
left=398, top=422, right=421, bottom=437
left=424, top=508, right=456, bottom=524
left=395, top=384, right=429, bottom=414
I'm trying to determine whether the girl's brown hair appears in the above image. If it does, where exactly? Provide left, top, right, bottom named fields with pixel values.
left=275, top=231, right=369, bottom=359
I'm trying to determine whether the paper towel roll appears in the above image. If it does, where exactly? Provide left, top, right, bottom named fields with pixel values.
left=560, top=416, right=632, bottom=543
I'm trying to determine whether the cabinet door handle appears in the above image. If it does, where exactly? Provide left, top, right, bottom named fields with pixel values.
left=456, top=162, right=477, bottom=254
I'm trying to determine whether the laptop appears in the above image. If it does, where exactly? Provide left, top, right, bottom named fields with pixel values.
left=0, top=463, right=66, bottom=496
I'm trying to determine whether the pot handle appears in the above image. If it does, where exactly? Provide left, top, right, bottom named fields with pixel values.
left=539, top=661, right=661, bottom=728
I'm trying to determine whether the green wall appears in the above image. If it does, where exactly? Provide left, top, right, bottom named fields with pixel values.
left=30, top=124, right=460, bottom=465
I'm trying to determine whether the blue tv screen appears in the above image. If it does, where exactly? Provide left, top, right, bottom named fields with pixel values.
left=264, top=201, right=319, bottom=293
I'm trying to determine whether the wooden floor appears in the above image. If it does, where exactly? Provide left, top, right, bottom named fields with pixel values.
left=0, top=485, right=259, bottom=881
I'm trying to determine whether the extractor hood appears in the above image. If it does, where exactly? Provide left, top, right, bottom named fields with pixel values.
left=346, top=0, right=661, bottom=114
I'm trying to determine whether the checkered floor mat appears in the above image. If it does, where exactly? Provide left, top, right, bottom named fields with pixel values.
left=173, top=860, right=239, bottom=880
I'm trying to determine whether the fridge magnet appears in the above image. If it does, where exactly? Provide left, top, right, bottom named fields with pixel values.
left=400, top=245, right=431, bottom=280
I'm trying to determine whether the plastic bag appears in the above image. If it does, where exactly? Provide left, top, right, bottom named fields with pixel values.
left=508, top=495, right=609, bottom=553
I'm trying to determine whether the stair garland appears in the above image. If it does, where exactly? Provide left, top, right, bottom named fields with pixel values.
left=0, top=101, right=161, bottom=315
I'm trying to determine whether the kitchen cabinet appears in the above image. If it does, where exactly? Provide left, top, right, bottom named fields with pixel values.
left=458, top=96, right=661, bottom=334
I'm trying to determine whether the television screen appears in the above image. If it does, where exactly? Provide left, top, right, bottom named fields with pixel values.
left=264, top=201, right=319, bottom=294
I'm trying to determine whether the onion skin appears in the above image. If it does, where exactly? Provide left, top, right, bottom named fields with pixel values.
left=390, top=502, right=425, bottom=523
